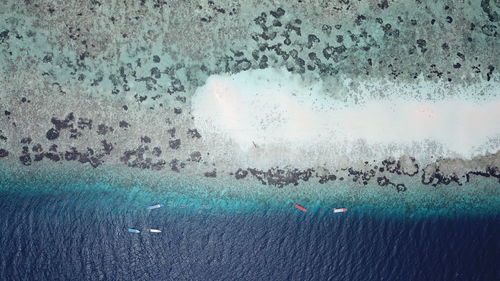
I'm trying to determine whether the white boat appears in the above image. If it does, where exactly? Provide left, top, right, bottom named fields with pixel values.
left=149, top=229, right=161, bottom=233
left=128, top=228, right=140, bottom=233
left=147, top=204, right=164, bottom=210
left=333, top=208, right=347, bottom=213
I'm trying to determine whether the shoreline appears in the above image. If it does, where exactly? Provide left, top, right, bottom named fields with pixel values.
left=1, top=160, right=499, bottom=217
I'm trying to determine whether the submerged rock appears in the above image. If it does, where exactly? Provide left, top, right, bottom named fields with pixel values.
left=46, top=128, right=60, bottom=140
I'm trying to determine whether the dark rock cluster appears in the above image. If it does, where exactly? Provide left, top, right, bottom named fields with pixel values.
left=120, top=144, right=166, bottom=170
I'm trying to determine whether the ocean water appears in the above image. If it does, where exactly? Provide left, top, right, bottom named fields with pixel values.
left=0, top=170, right=499, bottom=281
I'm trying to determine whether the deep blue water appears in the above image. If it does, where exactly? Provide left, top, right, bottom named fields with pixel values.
left=0, top=179, right=499, bottom=281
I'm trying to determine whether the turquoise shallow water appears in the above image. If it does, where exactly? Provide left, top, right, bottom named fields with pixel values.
left=1, top=162, right=499, bottom=218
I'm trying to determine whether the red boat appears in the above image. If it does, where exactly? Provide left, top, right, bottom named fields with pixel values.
left=333, top=208, right=347, bottom=213
left=293, top=204, right=307, bottom=212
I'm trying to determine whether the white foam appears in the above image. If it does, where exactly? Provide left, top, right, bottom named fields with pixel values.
left=191, top=68, right=500, bottom=164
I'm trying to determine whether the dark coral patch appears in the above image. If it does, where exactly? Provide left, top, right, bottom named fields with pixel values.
left=65, top=147, right=79, bottom=161
left=247, top=167, right=313, bottom=187
left=167, top=128, right=176, bottom=138
left=77, top=118, right=93, bottom=130
left=34, top=154, right=44, bottom=162
left=421, top=167, right=461, bottom=186
left=119, top=120, right=130, bottom=128
left=101, top=140, right=113, bottom=154
left=51, top=113, right=74, bottom=130
left=120, top=145, right=164, bottom=170
left=19, top=154, right=31, bottom=166
left=97, top=124, right=114, bottom=135
left=44, top=152, right=61, bottom=162
left=69, top=128, right=82, bottom=139
left=169, top=159, right=180, bottom=172
left=204, top=170, right=217, bottom=177
left=46, top=128, right=60, bottom=140
left=152, top=147, right=162, bottom=156
left=189, top=151, right=202, bottom=162
left=481, top=24, right=497, bottom=37
left=270, top=7, right=285, bottom=18
left=318, top=174, right=337, bottom=184
left=234, top=59, right=252, bottom=72
left=235, top=168, right=248, bottom=179
left=187, top=129, right=201, bottom=139
left=378, top=0, right=389, bottom=9
left=32, top=144, right=43, bottom=152
left=169, top=139, right=181, bottom=149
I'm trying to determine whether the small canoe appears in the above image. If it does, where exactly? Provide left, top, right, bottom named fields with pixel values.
left=147, top=204, right=164, bottom=210
left=128, top=228, right=140, bottom=233
left=149, top=229, right=161, bottom=233
left=333, top=208, right=347, bottom=213
left=293, top=204, right=307, bottom=212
